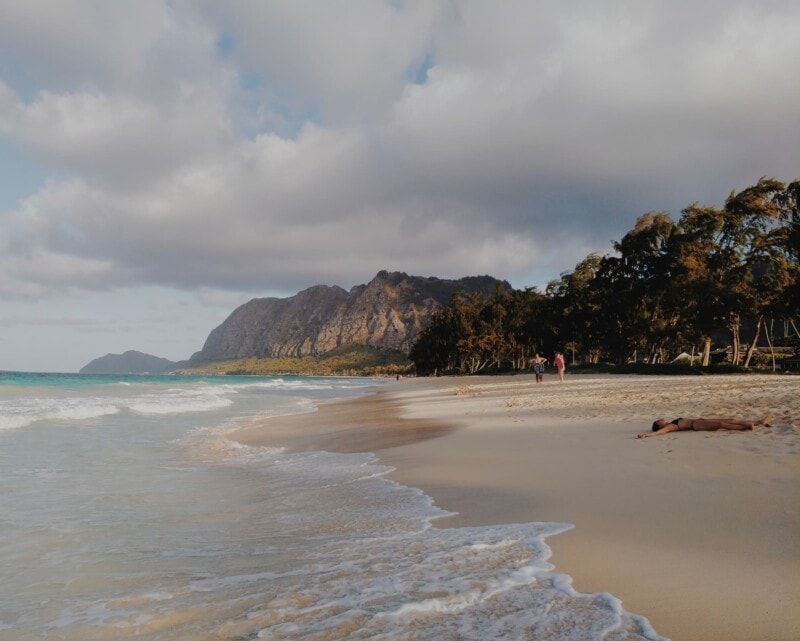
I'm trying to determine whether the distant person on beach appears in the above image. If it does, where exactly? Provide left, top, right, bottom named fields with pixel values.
left=637, top=415, right=773, bottom=439
left=554, top=352, right=565, bottom=382
left=530, top=354, right=547, bottom=383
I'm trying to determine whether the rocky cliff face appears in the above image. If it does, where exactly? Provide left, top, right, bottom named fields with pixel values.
left=191, top=271, right=510, bottom=362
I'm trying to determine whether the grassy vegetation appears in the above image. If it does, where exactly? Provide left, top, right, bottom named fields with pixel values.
left=567, top=353, right=796, bottom=375
left=565, top=362, right=746, bottom=375
left=176, top=344, right=795, bottom=378
left=176, top=344, right=413, bottom=377
left=475, top=361, right=794, bottom=376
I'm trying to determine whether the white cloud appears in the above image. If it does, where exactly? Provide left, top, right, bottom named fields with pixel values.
left=1, top=83, right=235, bottom=190
left=0, top=1, right=225, bottom=95
left=206, top=0, right=445, bottom=122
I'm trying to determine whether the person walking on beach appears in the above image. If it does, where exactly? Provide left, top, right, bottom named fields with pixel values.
left=531, top=353, right=547, bottom=383
left=637, top=415, right=773, bottom=439
left=554, top=351, right=565, bottom=382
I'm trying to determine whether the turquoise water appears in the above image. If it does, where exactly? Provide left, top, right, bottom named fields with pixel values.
left=0, top=372, right=667, bottom=640
left=0, top=370, right=298, bottom=388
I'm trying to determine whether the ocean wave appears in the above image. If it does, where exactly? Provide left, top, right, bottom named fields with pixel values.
left=1, top=391, right=668, bottom=641
left=0, top=387, right=237, bottom=429
left=0, top=373, right=379, bottom=430
left=198, top=443, right=668, bottom=640
left=0, top=375, right=352, bottom=430
left=207, top=521, right=667, bottom=641
left=0, top=399, right=121, bottom=431
left=127, top=388, right=234, bottom=415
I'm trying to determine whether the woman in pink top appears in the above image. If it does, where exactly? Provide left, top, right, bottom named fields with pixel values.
left=554, top=352, right=565, bottom=382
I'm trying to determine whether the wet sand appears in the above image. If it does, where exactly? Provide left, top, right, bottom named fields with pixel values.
left=230, top=373, right=800, bottom=641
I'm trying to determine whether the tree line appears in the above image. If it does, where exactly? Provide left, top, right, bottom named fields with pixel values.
left=410, top=178, right=800, bottom=375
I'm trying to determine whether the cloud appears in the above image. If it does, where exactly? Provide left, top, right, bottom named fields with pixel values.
left=1, top=85, right=235, bottom=190
left=205, top=0, right=445, bottom=122
left=0, top=1, right=224, bottom=95
left=1, top=0, right=799, bottom=306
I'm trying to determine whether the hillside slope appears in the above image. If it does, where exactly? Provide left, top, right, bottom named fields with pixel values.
left=190, top=270, right=509, bottom=363
left=80, top=351, right=176, bottom=375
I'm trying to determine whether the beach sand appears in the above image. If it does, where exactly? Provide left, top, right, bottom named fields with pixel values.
left=231, top=374, right=800, bottom=641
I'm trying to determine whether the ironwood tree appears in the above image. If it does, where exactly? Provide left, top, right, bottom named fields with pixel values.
left=409, top=178, right=799, bottom=375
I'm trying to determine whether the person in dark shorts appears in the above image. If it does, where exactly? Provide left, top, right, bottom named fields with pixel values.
left=637, top=415, right=773, bottom=439
left=531, top=354, right=547, bottom=383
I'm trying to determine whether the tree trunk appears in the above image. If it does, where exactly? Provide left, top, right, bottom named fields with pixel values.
left=701, top=337, right=711, bottom=367
left=729, top=313, right=741, bottom=365
left=764, top=319, right=776, bottom=372
left=743, top=315, right=763, bottom=368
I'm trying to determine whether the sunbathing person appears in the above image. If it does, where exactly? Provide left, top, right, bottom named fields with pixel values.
left=637, top=414, right=773, bottom=439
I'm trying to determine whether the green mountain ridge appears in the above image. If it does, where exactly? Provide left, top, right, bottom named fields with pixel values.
left=79, top=350, right=177, bottom=375
left=188, top=270, right=510, bottom=364
left=80, top=271, right=510, bottom=376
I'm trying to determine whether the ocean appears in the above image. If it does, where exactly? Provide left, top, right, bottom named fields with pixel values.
left=0, top=372, right=667, bottom=641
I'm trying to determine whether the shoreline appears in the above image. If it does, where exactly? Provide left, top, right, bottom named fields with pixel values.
left=230, top=373, right=800, bottom=641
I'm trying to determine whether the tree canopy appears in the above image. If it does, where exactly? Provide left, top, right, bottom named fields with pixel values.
left=410, top=178, right=799, bottom=375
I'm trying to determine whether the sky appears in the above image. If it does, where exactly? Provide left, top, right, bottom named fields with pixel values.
left=1, top=1, right=799, bottom=372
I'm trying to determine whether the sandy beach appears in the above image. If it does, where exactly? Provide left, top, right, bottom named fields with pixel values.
left=231, top=373, right=800, bottom=641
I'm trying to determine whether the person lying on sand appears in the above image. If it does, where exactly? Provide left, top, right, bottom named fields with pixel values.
left=637, top=415, right=773, bottom=439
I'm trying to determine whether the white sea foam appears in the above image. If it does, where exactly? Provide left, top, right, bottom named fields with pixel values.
left=188, top=444, right=667, bottom=641
left=0, top=375, right=668, bottom=641
left=0, top=398, right=121, bottom=430
left=0, top=389, right=229, bottom=429
left=0, top=377, right=327, bottom=430
left=127, top=388, right=234, bottom=415
left=232, top=521, right=667, bottom=641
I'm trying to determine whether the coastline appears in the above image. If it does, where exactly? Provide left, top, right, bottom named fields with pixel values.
left=230, top=373, right=800, bottom=641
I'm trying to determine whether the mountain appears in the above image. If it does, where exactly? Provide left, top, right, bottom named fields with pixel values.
left=80, top=351, right=177, bottom=375
left=190, top=271, right=510, bottom=364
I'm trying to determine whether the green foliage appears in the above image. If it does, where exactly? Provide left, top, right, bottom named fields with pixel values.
left=410, top=287, right=549, bottom=375
left=179, top=344, right=412, bottom=377
left=182, top=178, right=798, bottom=379
left=785, top=334, right=800, bottom=356
left=409, top=178, right=800, bottom=376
